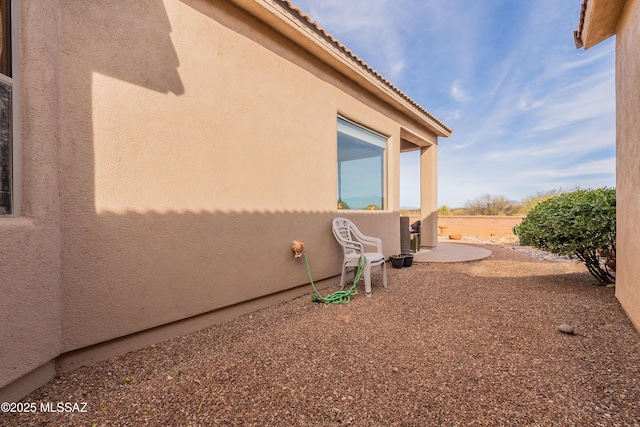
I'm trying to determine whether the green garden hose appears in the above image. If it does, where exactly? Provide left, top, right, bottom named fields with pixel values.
left=304, top=252, right=366, bottom=304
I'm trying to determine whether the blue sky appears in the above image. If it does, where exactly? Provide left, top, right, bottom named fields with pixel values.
left=291, top=0, right=616, bottom=209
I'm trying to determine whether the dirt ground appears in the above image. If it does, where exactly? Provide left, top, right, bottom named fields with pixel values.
left=3, top=244, right=639, bottom=426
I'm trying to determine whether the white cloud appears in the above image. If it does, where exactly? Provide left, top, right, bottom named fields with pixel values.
left=435, top=108, right=462, bottom=123
left=557, top=48, right=612, bottom=71
left=292, top=0, right=409, bottom=82
left=450, top=80, right=471, bottom=103
left=520, top=158, right=615, bottom=178
left=526, top=71, right=615, bottom=133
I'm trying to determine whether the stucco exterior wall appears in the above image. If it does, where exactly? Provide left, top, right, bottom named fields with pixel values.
left=437, top=216, right=523, bottom=239
left=2, top=0, right=445, bottom=399
left=57, top=0, right=417, bottom=352
left=614, top=0, right=640, bottom=332
left=0, top=0, right=63, bottom=399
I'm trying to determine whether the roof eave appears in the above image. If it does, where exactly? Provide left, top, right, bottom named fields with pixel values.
left=230, top=0, right=452, bottom=137
left=574, top=0, right=627, bottom=50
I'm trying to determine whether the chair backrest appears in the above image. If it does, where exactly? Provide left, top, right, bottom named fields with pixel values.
left=332, top=217, right=359, bottom=257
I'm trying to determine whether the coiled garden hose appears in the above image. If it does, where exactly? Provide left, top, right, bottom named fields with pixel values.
left=304, top=252, right=365, bottom=304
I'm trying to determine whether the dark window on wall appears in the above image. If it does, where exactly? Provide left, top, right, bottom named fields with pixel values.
left=0, top=0, right=11, bottom=77
left=0, top=0, right=12, bottom=215
left=337, top=117, right=386, bottom=210
left=0, top=80, right=10, bottom=215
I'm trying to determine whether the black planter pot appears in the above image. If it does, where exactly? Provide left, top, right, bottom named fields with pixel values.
left=390, top=255, right=405, bottom=269
left=402, top=254, right=414, bottom=267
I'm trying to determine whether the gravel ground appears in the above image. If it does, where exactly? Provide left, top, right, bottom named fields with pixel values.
left=4, top=245, right=640, bottom=426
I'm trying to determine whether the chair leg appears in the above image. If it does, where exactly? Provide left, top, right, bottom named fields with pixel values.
left=381, top=262, right=387, bottom=288
left=364, top=263, right=372, bottom=297
left=339, top=264, right=348, bottom=290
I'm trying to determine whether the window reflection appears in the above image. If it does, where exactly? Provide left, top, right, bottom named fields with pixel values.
left=337, top=118, right=386, bottom=210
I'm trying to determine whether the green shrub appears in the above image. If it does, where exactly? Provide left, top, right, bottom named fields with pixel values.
left=513, top=188, right=616, bottom=285
left=438, top=205, right=452, bottom=216
left=519, top=188, right=568, bottom=214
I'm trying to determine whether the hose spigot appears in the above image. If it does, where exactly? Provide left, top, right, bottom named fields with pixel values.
left=291, top=241, right=304, bottom=258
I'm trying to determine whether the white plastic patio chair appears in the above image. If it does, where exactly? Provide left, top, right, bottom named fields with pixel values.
left=332, top=217, right=387, bottom=297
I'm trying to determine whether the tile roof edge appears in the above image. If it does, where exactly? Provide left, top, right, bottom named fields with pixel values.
left=277, top=0, right=452, bottom=136
left=574, top=0, right=588, bottom=49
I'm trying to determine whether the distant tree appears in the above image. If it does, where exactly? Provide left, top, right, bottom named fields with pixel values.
left=463, top=194, right=523, bottom=216
left=337, top=199, right=350, bottom=210
left=438, top=205, right=451, bottom=215
left=451, top=207, right=469, bottom=215
left=519, top=189, right=567, bottom=214
left=514, top=188, right=616, bottom=284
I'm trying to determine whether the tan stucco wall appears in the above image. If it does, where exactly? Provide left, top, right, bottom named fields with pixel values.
left=614, top=0, right=640, bottom=332
left=419, top=144, right=438, bottom=248
left=57, top=0, right=423, bottom=352
left=436, top=216, right=523, bottom=239
left=2, top=0, right=444, bottom=398
left=0, top=0, right=63, bottom=398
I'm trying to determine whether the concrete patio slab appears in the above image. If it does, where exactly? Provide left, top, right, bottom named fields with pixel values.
left=412, top=242, right=492, bottom=263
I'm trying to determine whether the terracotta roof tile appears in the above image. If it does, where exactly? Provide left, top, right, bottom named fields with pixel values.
left=574, top=0, right=588, bottom=48
left=278, top=0, right=452, bottom=135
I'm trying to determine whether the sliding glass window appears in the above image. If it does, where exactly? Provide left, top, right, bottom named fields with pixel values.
left=337, top=117, right=386, bottom=210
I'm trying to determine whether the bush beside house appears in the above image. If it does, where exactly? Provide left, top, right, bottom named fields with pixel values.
left=514, top=188, right=616, bottom=284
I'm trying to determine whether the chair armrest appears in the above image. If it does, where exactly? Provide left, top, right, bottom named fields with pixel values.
left=341, top=238, right=365, bottom=253
left=361, top=237, right=383, bottom=253
left=351, top=227, right=383, bottom=252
